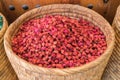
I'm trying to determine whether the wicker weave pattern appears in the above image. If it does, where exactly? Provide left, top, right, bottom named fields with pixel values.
left=4, top=4, right=115, bottom=80
left=102, top=5, right=120, bottom=80
left=0, top=13, right=17, bottom=80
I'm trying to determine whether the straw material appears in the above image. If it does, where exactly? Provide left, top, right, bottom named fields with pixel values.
left=102, top=5, right=120, bottom=80
left=4, top=4, right=115, bottom=80
left=0, top=13, right=18, bottom=80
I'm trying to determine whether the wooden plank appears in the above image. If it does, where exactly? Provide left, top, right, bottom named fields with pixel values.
left=104, top=0, right=120, bottom=23
left=0, top=0, right=120, bottom=23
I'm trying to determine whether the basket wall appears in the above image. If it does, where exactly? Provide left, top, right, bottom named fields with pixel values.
left=0, top=13, right=18, bottom=80
left=4, top=4, right=115, bottom=80
left=102, top=5, right=120, bottom=80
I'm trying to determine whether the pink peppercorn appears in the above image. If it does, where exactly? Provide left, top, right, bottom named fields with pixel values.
left=12, top=15, right=107, bottom=68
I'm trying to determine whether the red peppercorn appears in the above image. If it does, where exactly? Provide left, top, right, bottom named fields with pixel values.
left=12, top=15, right=107, bottom=68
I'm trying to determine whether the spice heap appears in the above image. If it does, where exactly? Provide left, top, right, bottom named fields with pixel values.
left=0, top=16, right=3, bottom=30
left=12, top=15, right=107, bottom=68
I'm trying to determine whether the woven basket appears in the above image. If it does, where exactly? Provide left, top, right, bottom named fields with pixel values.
left=0, top=13, right=18, bottom=80
left=102, top=5, right=120, bottom=80
left=4, top=4, right=115, bottom=80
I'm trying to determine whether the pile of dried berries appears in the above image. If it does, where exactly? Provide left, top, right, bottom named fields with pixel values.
left=12, top=15, right=107, bottom=68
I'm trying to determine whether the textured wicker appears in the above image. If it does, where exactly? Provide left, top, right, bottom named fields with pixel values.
left=4, top=4, right=115, bottom=80
left=0, top=13, right=18, bottom=80
left=102, top=5, right=120, bottom=80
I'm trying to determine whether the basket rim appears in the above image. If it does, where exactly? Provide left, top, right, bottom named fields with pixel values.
left=4, top=4, right=115, bottom=75
left=113, top=6, right=120, bottom=31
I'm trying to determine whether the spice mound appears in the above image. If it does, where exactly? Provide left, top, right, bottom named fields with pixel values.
left=12, top=15, right=107, bottom=68
left=0, top=16, right=3, bottom=30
